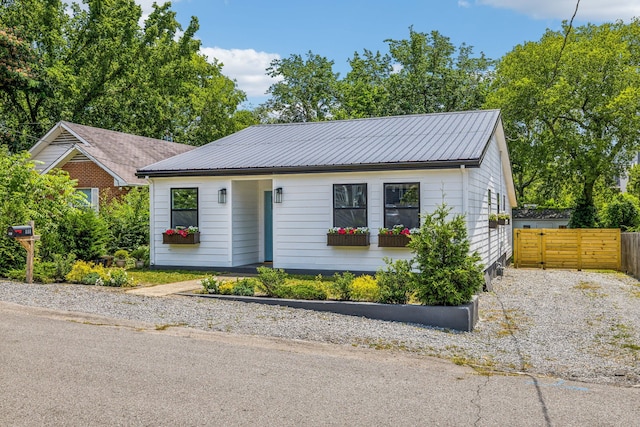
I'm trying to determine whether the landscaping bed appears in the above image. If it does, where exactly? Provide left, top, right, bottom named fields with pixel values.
left=187, top=292, right=479, bottom=331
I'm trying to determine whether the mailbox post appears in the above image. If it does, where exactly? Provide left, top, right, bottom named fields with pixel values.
left=7, top=221, right=40, bottom=284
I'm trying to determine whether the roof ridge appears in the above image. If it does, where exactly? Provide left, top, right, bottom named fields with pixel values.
left=252, top=109, right=501, bottom=128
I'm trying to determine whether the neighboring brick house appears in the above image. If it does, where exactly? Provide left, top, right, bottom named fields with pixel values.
left=29, top=122, right=195, bottom=209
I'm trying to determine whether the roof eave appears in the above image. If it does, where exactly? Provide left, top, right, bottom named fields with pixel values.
left=136, top=159, right=482, bottom=178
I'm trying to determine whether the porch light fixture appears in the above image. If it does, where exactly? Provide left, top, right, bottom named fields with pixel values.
left=218, top=188, right=227, bottom=204
left=274, top=187, right=283, bottom=203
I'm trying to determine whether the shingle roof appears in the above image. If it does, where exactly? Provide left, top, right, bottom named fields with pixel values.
left=513, top=208, right=573, bottom=220
left=31, top=122, right=196, bottom=185
left=137, top=110, right=502, bottom=177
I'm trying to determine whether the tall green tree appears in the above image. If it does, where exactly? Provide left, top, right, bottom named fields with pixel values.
left=263, top=51, right=339, bottom=122
left=0, top=0, right=247, bottom=151
left=385, top=27, right=493, bottom=115
left=487, top=21, right=640, bottom=221
left=335, top=49, right=392, bottom=119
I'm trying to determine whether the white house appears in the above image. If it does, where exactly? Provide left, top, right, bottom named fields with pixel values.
left=137, top=110, right=517, bottom=278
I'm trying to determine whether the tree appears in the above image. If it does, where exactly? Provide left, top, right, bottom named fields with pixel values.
left=0, top=0, right=247, bottom=151
left=262, top=51, right=339, bottom=122
left=487, top=21, right=640, bottom=218
left=626, top=164, right=640, bottom=200
left=385, top=27, right=493, bottom=115
left=600, top=193, right=640, bottom=231
left=335, top=49, right=392, bottom=119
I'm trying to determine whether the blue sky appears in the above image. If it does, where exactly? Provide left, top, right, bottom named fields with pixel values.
left=137, top=0, right=640, bottom=108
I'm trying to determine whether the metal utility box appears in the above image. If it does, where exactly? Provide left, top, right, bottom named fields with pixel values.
left=7, top=225, right=33, bottom=238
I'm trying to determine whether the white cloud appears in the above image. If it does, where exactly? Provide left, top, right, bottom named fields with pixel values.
left=458, top=1, right=471, bottom=8
left=478, top=0, right=640, bottom=21
left=201, top=47, right=281, bottom=97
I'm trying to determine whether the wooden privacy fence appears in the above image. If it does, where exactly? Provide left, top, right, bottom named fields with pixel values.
left=514, top=228, right=621, bottom=270
left=621, top=233, right=640, bottom=279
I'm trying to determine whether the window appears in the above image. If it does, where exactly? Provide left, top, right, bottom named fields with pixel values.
left=76, top=188, right=99, bottom=212
left=384, top=183, right=420, bottom=229
left=333, top=184, right=367, bottom=227
left=171, top=188, right=198, bottom=228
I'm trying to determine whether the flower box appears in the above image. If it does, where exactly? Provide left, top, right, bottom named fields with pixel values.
left=327, top=233, right=370, bottom=246
left=488, top=220, right=498, bottom=229
left=163, top=232, right=200, bottom=244
left=378, top=234, right=410, bottom=247
left=498, top=218, right=506, bottom=225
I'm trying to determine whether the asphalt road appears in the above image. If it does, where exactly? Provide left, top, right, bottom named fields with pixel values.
left=1, top=301, right=638, bottom=426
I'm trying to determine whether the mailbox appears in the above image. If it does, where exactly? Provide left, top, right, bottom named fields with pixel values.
left=7, top=225, right=33, bottom=238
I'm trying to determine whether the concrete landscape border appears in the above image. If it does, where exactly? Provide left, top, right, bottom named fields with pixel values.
left=184, top=293, right=479, bottom=332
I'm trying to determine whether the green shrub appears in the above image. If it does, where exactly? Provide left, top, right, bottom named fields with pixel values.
left=277, top=282, right=327, bottom=300
left=0, top=149, right=81, bottom=272
left=82, top=272, right=103, bottom=285
left=56, top=208, right=109, bottom=261
left=100, top=187, right=150, bottom=253
left=130, top=246, right=150, bottom=265
left=66, top=260, right=109, bottom=284
left=256, top=266, right=288, bottom=297
left=350, top=275, right=380, bottom=302
left=409, top=203, right=483, bottom=306
left=569, top=197, right=598, bottom=228
left=330, top=271, right=354, bottom=301
left=376, top=258, right=413, bottom=304
left=51, top=253, right=77, bottom=282
left=201, top=275, right=220, bottom=293
left=106, top=268, right=132, bottom=287
left=232, top=278, right=256, bottom=296
left=114, top=249, right=129, bottom=260
left=601, top=193, right=640, bottom=231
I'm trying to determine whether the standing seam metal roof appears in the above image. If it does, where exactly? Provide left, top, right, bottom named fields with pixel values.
left=137, top=110, right=501, bottom=176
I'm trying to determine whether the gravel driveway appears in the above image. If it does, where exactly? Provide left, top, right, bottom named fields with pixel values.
left=1, top=268, right=638, bottom=386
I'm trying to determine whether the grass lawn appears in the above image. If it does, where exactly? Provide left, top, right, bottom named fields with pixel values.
left=127, top=269, right=211, bottom=286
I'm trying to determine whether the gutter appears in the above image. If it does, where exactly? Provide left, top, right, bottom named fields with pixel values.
left=136, top=159, right=482, bottom=179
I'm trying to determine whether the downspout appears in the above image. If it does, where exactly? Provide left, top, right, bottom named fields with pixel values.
left=461, top=164, right=469, bottom=234
left=147, top=177, right=155, bottom=266
left=461, top=164, right=468, bottom=215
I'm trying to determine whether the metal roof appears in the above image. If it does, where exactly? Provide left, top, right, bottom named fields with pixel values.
left=137, top=110, right=502, bottom=177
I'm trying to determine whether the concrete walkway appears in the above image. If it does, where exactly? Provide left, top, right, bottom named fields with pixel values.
left=125, top=279, right=202, bottom=297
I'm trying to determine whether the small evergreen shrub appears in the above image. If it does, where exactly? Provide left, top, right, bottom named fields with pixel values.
left=232, top=278, right=256, bottom=296
left=256, top=266, right=288, bottom=297
left=409, top=203, right=483, bottom=306
left=82, top=272, right=103, bottom=285
left=51, top=253, right=77, bottom=282
left=277, top=283, right=327, bottom=300
left=57, top=208, right=109, bottom=261
left=350, top=275, right=380, bottom=302
left=376, top=258, right=413, bottom=304
left=330, top=271, right=355, bottom=301
left=114, top=249, right=129, bottom=260
left=201, top=275, right=220, bottom=294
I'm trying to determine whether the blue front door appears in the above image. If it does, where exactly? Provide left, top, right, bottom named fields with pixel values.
left=264, top=191, right=273, bottom=262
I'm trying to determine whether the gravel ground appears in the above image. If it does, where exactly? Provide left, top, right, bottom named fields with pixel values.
left=1, top=268, right=639, bottom=387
